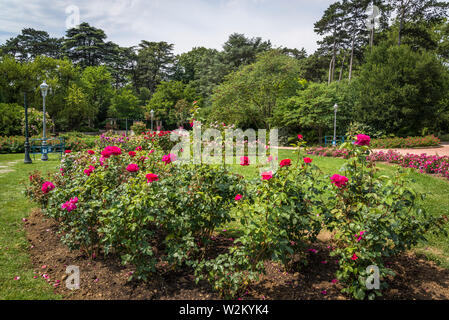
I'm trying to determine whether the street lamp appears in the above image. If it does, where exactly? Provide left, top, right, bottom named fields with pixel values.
left=333, top=103, right=338, bottom=147
left=40, top=81, right=49, bottom=161
left=150, top=109, right=154, bottom=131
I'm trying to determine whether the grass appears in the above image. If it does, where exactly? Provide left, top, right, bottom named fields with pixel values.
left=1, top=149, right=449, bottom=299
left=0, top=153, right=61, bottom=300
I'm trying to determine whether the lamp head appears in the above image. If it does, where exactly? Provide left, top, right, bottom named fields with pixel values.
left=40, top=81, right=49, bottom=97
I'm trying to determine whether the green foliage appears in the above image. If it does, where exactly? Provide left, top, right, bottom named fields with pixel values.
left=108, top=88, right=143, bottom=119
left=352, top=43, right=449, bottom=136
left=197, top=142, right=328, bottom=297
left=0, top=28, right=62, bottom=62
left=0, top=103, right=23, bottom=136
left=278, top=81, right=353, bottom=143
left=130, top=121, right=147, bottom=135
left=135, top=41, right=175, bottom=94
left=80, top=66, right=114, bottom=126
left=146, top=81, right=198, bottom=128
left=370, top=135, right=441, bottom=148
left=210, top=50, right=303, bottom=129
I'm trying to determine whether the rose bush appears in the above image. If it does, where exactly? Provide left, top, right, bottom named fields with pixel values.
left=25, top=132, right=446, bottom=300
left=325, top=136, right=447, bottom=300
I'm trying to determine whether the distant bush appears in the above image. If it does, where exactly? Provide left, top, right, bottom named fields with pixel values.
left=370, top=135, right=440, bottom=149
left=439, top=134, right=449, bottom=142
left=131, top=121, right=146, bottom=135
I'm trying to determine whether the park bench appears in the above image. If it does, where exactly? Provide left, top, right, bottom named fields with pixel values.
left=30, top=137, right=65, bottom=160
left=324, top=136, right=346, bottom=147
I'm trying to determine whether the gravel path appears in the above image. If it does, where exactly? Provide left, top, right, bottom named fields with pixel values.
left=373, top=143, right=449, bottom=157
left=275, top=143, right=449, bottom=157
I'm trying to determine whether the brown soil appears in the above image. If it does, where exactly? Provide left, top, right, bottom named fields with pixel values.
left=24, top=209, right=449, bottom=300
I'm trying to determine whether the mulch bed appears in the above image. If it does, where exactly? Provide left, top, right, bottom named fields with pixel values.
left=24, top=208, right=449, bottom=300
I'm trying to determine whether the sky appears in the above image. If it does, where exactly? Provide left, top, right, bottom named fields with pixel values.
left=0, top=0, right=336, bottom=55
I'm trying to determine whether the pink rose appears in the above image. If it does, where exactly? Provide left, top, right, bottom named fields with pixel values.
left=355, top=134, right=371, bottom=146
left=261, top=171, right=273, bottom=180
left=126, top=164, right=139, bottom=172
left=330, top=174, right=349, bottom=189
left=41, top=181, right=55, bottom=194
left=162, top=154, right=177, bottom=165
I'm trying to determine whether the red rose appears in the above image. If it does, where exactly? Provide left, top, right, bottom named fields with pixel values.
left=240, top=156, right=250, bottom=166
left=146, top=173, right=159, bottom=183
left=304, top=157, right=313, bottom=164
left=280, top=159, right=291, bottom=168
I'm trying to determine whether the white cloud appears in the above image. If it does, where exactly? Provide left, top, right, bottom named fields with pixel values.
left=0, top=0, right=335, bottom=54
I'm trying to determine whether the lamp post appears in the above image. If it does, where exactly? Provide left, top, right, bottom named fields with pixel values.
left=24, top=93, right=32, bottom=164
left=150, top=109, right=154, bottom=132
left=333, top=103, right=338, bottom=147
left=40, top=81, right=49, bottom=161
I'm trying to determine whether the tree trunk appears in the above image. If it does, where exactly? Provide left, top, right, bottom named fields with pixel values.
left=349, top=36, right=355, bottom=81
left=339, top=52, right=346, bottom=81
left=328, top=57, right=334, bottom=85
left=398, top=0, right=405, bottom=45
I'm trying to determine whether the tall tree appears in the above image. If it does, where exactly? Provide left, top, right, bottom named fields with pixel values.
left=222, top=33, right=272, bottom=69
left=315, top=1, right=348, bottom=84
left=211, top=50, right=303, bottom=130
left=80, top=66, right=114, bottom=127
left=388, top=0, right=449, bottom=45
left=172, top=47, right=214, bottom=83
left=63, top=22, right=111, bottom=67
left=0, top=28, right=62, bottom=62
left=135, top=41, right=175, bottom=94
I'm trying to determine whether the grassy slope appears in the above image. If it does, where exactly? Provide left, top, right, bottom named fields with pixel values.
left=0, top=153, right=61, bottom=299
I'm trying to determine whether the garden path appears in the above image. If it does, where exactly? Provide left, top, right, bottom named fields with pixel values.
left=0, top=159, right=20, bottom=175
left=373, top=143, right=449, bottom=157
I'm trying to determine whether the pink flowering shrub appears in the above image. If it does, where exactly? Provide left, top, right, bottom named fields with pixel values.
left=27, top=141, right=244, bottom=281
left=326, top=136, right=446, bottom=300
left=307, top=146, right=351, bottom=159
left=195, top=137, right=328, bottom=298
left=368, top=151, right=449, bottom=180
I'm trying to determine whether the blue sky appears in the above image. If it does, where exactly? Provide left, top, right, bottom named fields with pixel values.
left=0, top=0, right=335, bottom=54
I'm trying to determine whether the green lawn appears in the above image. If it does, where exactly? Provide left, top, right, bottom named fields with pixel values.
left=1, top=150, right=449, bottom=299
left=0, top=153, right=61, bottom=300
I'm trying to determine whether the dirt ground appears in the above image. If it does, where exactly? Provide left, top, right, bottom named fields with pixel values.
left=24, top=209, right=449, bottom=300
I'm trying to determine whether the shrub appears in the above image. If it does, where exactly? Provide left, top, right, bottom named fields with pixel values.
left=130, top=121, right=146, bottom=135
left=326, top=138, right=446, bottom=300
left=370, top=135, right=440, bottom=149
left=195, top=139, right=328, bottom=297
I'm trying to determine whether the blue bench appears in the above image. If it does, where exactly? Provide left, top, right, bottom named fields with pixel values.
left=324, top=136, right=346, bottom=147
left=31, top=138, right=65, bottom=160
